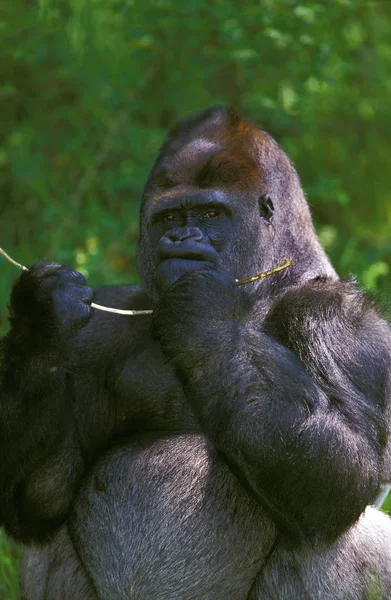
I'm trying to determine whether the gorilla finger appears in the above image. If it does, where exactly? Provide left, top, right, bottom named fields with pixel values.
left=57, top=268, right=87, bottom=285
left=52, top=285, right=91, bottom=308
left=72, top=306, right=92, bottom=329
left=56, top=301, right=91, bottom=330
left=81, top=286, right=93, bottom=305
left=56, top=283, right=93, bottom=304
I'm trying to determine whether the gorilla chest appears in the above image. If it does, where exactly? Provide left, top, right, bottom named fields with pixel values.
left=112, top=340, right=198, bottom=432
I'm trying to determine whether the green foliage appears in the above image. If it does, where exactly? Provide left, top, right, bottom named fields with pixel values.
left=0, top=533, right=20, bottom=599
left=1, top=1, right=391, bottom=594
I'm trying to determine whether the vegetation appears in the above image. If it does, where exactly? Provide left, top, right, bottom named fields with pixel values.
left=1, top=1, right=390, bottom=596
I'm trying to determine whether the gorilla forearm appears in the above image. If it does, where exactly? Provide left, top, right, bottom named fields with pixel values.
left=154, top=271, right=390, bottom=543
left=0, top=336, right=83, bottom=541
left=0, top=289, right=120, bottom=541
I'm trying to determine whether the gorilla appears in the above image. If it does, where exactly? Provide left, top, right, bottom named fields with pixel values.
left=1, top=106, right=391, bottom=599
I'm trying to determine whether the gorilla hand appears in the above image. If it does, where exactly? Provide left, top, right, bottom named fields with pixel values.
left=152, top=267, right=244, bottom=364
left=9, top=261, right=93, bottom=349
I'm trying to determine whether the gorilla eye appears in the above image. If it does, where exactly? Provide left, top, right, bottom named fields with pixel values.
left=204, top=209, right=219, bottom=219
left=163, top=214, right=177, bottom=223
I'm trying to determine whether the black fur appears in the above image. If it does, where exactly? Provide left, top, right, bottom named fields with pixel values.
left=1, top=107, right=391, bottom=599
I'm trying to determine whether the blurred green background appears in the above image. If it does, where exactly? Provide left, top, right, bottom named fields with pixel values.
left=1, top=0, right=391, bottom=597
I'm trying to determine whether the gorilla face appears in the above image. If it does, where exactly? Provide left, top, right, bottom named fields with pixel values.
left=146, top=190, right=238, bottom=291
left=142, top=179, right=273, bottom=293
left=138, top=136, right=265, bottom=295
left=137, top=106, right=335, bottom=300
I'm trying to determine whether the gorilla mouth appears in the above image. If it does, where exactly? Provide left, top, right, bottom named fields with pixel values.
left=157, top=242, right=218, bottom=265
left=156, top=241, right=219, bottom=289
left=156, top=256, right=216, bottom=289
left=161, top=254, right=206, bottom=262
left=160, top=257, right=214, bottom=268
left=158, top=257, right=215, bottom=274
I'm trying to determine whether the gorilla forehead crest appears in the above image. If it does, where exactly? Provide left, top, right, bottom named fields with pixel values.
left=142, top=105, right=295, bottom=204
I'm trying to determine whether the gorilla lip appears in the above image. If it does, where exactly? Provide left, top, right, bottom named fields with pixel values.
left=157, top=241, right=218, bottom=264
left=157, top=257, right=215, bottom=272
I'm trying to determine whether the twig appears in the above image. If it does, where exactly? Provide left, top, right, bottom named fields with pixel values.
left=90, top=302, right=152, bottom=316
left=1, top=247, right=293, bottom=315
left=0, top=248, right=29, bottom=272
left=237, top=257, right=292, bottom=286
left=0, top=247, right=152, bottom=316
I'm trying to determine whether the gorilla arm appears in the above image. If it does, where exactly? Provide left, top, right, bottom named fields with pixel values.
left=0, top=265, right=141, bottom=543
left=0, top=332, right=84, bottom=542
left=153, top=269, right=391, bottom=544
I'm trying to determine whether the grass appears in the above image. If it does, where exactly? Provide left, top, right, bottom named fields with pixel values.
left=0, top=532, right=20, bottom=600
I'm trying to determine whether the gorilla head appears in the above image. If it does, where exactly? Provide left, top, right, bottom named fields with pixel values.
left=137, top=106, right=336, bottom=301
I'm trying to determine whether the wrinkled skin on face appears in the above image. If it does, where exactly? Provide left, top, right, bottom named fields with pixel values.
left=137, top=106, right=335, bottom=302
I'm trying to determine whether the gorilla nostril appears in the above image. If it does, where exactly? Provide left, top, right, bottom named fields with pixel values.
left=167, top=233, right=179, bottom=242
left=191, top=230, right=204, bottom=242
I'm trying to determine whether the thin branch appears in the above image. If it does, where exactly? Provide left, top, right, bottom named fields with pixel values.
left=0, top=248, right=29, bottom=272
left=1, top=247, right=293, bottom=316
left=237, top=257, right=292, bottom=286
left=90, top=302, right=152, bottom=316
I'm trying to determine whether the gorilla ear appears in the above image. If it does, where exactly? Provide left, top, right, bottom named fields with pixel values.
left=259, top=194, right=274, bottom=225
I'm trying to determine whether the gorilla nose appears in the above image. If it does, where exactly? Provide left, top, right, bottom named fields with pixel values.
left=168, top=227, right=203, bottom=243
left=158, top=226, right=216, bottom=262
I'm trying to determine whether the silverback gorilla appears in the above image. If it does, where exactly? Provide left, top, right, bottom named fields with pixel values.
left=1, top=107, right=391, bottom=599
